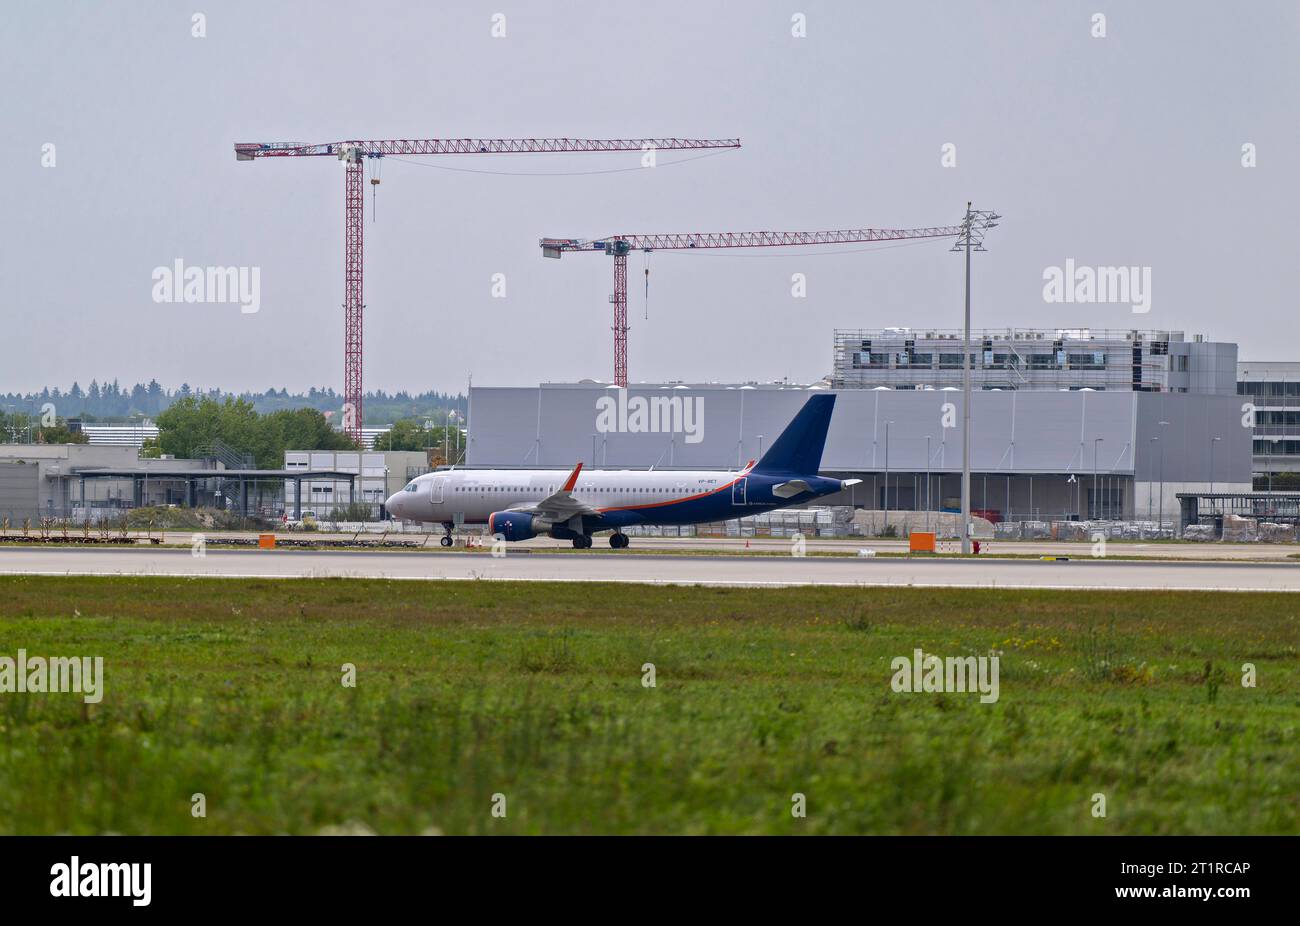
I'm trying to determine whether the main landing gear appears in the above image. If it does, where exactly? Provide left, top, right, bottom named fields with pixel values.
left=570, top=533, right=629, bottom=549
left=440, top=523, right=454, bottom=547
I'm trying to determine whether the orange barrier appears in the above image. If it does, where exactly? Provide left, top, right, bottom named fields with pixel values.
left=258, top=533, right=276, bottom=550
left=909, top=531, right=936, bottom=553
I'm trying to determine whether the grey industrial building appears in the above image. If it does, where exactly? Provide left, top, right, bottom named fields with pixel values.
left=832, top=327, right=1238, bottom=395
left=0, top=440, right=433, bottom=524
left=465, top=328, right=1252, bottom=525
left=0, top=444, right=215, bottom=523
left=283, top=449, right=430, bottom=518
left=1237, top=361, right=1300, bottom=482
left=0, top=443, right=355, bottom=524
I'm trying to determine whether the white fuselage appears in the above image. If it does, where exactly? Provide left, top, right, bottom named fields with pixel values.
left=385, top=466, right=748, bottom=527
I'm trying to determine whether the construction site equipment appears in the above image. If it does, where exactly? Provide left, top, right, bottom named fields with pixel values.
left=234, top=136, right=740, bottom=444
left=541, top=225, right=963, bottom=388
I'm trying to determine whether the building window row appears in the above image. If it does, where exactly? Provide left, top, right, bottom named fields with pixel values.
left=1239, top=381, right=1300, bottom=397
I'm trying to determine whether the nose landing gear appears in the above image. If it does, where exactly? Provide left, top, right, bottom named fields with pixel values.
left=440, top=523, right=454, bottom=547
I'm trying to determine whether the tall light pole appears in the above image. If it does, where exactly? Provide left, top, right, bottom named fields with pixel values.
left=1148, top=437, right=1158, bottom=522
left=1210, top=436, right=1221, bottom=495
left=925, top=435, right=932, bottom=533
left=447, top=409, right=462, bottom=465
left=1267, top=437, right=1280, bottom=495
left=1157, top=420, right=1168, bottom=530
left=1266, top=439, right=1271, bottom=495
left=883, top=420, right=894, bottom=533
left=1093, top=437, right=1104, bottom=520
left=952, top=203, right=1001, bottom=553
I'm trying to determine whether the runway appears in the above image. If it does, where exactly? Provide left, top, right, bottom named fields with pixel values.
left=3, top=546, right=1300, bottom=591
left=16, top=530, right=1300, bottom=561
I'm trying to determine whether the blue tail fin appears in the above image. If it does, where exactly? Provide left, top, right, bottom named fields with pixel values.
left=753, top=394, right=836, bottom=475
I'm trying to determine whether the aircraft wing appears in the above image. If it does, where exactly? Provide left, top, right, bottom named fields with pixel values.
left=517, top=461, right=600, bottom=520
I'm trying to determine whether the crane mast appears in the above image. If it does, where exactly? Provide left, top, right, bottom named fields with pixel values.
left=235, top=136, right=741, bottom=445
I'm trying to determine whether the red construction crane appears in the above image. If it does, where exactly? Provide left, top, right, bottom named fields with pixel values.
left=234, top=137, right=741, bottom=445
left=540, top=226, right=964, bottom=387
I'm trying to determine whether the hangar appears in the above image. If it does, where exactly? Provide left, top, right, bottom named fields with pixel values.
left=466, top=382, right=1251, bottom=525
left=466, top=328, right=1251, bottom=525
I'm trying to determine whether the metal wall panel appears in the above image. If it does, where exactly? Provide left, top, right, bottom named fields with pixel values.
left=1132, top=392, right=1253, bottom=482
left=467, top=385, right=1250, bottom=481
left=0, top=462, right=40, bottom=516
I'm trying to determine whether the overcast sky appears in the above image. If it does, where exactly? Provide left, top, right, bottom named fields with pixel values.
left=4, top=0, right=1297, bottom=397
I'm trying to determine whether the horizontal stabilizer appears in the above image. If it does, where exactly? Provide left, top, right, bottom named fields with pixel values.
left=771, top=479, right=812, bottom=499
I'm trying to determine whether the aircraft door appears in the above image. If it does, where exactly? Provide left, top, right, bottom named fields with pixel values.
left=732, top=477, right=747, bottom=505
left=430, top=477, right=444, bottom=504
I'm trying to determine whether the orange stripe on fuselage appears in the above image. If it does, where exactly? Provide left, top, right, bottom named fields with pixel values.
left=593, top=461, right=755, bottom=515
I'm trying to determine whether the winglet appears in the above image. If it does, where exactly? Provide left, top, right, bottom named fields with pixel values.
left=561, top=461, right=583, bottom=492
left=742, top=459, right=756, bottom=473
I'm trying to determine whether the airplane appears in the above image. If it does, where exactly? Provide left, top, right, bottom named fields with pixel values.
left=384, top=393, right=860, bottom=548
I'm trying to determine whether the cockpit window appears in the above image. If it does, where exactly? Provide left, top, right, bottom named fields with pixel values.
left=403, top=482, right=419, bottom=493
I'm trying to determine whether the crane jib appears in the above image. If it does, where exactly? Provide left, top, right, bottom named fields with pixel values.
left=231, top=135, right=740, bottom=447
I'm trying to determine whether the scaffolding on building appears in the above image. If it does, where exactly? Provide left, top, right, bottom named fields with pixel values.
left=832, top=327, right=1204, bottom=392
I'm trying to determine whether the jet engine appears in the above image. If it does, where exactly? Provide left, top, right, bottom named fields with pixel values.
left=487, top=511, right=539, bottom=541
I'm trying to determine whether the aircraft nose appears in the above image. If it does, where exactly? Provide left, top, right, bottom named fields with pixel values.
left=386, top=492, right=403, bottom=517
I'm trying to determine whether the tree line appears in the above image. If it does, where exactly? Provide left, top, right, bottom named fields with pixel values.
left=145, top=397, right=468, bottom=468
left=147, top=397, right=357, bottom=469
left=1, top=382, right=465, bottom=425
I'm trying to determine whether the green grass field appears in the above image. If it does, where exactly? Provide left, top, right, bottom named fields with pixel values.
left=0, top=576, right=1295, bottom=834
